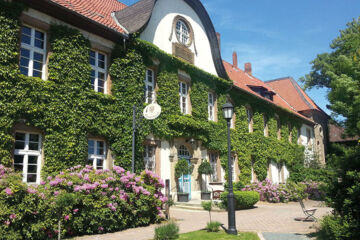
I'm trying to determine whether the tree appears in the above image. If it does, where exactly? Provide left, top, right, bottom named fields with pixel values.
left=300, top=18, right=360, bottom=136
left=198, top=160, right=213, bottom=192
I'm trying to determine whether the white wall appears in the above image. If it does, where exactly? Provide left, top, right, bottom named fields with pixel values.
left=160, top=140, right=171, bottom=192
left=269, top=161, right=279, bottom=184
left=140, top=0, right=218, bottom=76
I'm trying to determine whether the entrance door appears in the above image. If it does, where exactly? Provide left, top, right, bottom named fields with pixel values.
left=178, top=145, right=191, bottom=199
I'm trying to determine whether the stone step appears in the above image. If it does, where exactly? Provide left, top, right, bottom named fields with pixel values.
left=173, top=201, right=225, bottom=212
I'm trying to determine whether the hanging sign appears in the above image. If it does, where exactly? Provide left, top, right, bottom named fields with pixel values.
left=143, top=103, right=162, bottom=120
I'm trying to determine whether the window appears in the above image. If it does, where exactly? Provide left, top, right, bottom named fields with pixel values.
left=179, top=82, right=188, bottom=114
left=145, top=69, right=155, bottom=103
left=230, top=155, right=236, bottom=182
left=178, top=145, right=191, bottom=158
left=246, top=107, right=253, bottom=132
left=277, top=118, right=281, bottom=140
left=209, top=153, right=218, bottom=182
left=263, top=115, right=268, bottom=136
left=208, top=92, right=215, bottom=121
left=14, top=132, right=42, bottom=184
left=88, top=139, right=106, bottom=169
left=176, top=20, right=190, bottom=45
left=306, top=128, right=312, bottom=144
left=144, top=145, right=155, bottom=171
left=90, top=50, right=107, bottom=93
left=20, top=26, right=46, bottom=79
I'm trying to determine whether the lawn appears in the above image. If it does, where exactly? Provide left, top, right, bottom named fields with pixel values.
left=179, top=230, right=260, bottom=240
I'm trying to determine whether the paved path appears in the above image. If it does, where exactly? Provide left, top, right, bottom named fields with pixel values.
left=75, top=200, right=331, bottom=240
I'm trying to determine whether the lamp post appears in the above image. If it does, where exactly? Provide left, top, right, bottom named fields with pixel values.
left=222, top=102, right=237, bottom=235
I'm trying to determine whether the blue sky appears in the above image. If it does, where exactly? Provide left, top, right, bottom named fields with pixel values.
left=120, top=0, right=360, bottom=117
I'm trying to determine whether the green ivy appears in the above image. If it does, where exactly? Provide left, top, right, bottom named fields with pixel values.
left=0, top=1, right=306, bottom=185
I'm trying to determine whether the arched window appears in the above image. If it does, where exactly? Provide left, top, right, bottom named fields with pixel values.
left=178, top=145, right=191, bottom=159
left=176, top=20, right=190, bottom=45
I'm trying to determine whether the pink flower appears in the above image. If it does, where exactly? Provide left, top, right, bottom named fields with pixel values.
left=47, top=176, right=52, bottom=181
left=67, top=181, right=73, bottom=186
left=27, top=187, right=37, bottom=194
left=101, top=184, right=108, bottom=189
left=111, top=195, right=116, bottom=199
left=64, top=215, right=69, bottom=221
left=98, top=226, right=104, bottom=231
left=54, top=191, right=60, bottom=196
left=40, top=180, right=46, bottom=185
left=4, top=220, right=10, bottom=226
left=4, top=188, right=13, bottom=195
left=73, top=209, right=79, bottom=213
left=9, top=214, right=16, bottom=219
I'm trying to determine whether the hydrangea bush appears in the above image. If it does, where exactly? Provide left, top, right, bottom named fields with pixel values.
left=242, top=178, right=325, bottom=203
left=0, top=164, right=167, bottom=239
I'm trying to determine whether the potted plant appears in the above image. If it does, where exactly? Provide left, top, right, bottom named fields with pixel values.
left=198, top=160, right=213, bottom=200
left=175, top=158, right=193, bottom=202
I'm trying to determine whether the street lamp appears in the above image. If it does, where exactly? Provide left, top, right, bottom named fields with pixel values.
left=222, top=102, right=237, bottom=235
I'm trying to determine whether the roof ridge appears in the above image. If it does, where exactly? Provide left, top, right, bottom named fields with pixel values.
left=265, top=76, right=292, bottom=83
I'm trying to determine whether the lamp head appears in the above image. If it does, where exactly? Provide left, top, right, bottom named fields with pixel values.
left=222, top=102, right=234, bottom=120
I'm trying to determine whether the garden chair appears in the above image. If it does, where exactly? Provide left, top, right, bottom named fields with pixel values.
left=299, top=198, right=317, bottom=221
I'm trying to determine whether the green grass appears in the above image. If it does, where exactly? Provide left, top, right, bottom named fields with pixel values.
left=179, top=230, right=260, bottom=240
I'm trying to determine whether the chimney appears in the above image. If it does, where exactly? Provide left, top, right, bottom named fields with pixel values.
left=216, top=32, right=221, bottom=52
left=244, top=62, right=252, bottom=75
left=232, top=51, right=238, bottom=68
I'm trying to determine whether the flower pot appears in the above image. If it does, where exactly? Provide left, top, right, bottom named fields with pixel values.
left=201, top=192, right=211, bottom=200
left=177, top=192, right=189, bottom=202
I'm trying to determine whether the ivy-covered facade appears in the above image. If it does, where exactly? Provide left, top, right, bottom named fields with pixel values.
left=0, top=0, right=316, bottom=200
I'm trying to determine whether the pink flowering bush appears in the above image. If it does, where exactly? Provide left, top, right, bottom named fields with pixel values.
left=242, top=178, right=308, bottom=203
left=0, top=164, right=166, bottom=239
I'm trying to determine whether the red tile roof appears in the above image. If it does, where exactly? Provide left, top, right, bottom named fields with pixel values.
left=329, top=124, right=358, bottom=142
left=223, top=60, right=314, bottom=123
left=50, top=0, right=127, bottom=33
left=265, top=77, right=321, bottom=112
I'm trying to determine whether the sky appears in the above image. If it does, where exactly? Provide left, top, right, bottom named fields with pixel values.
left=120, top=0, right=360, bottom=117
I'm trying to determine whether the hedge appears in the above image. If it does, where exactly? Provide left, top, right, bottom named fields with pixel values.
left=220, top=191, right=259, bottom=210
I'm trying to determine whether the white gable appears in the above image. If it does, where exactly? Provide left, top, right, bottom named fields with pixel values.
left=140, top=0, right=218, bottom=76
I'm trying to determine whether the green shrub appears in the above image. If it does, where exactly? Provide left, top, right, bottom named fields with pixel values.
left=220, top=191, right=259, bottom=210
left=205, top=221, right=221, bottom=232
left=154, top=221, right=179, bottom=240
left=285, top=181, right=307, bottom=201
left=317, top=215, right=360, bottom=240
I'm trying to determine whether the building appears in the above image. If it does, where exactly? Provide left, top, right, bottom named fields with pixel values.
left=0, top=0, right=326, bottom=200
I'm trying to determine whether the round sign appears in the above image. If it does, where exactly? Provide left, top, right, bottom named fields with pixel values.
left=143, top=103, right=162, bottom=120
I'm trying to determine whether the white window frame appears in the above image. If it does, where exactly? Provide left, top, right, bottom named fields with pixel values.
left=144, top=145, right=156, bottom=172
left=209, top=153, right=218, bottom=182
left=13, top=131, right=42, bottom=184
left=88, top=139, right=106, bottom=169
left=20, top=25, right=46, bottom=80
left=90, top=50, right=107, bottom=93
left=145, top=69, right=155, bottom=103
left=208, top=92, right=215, bottom=121
left=179, top=81, right=188, bottom=114
left=176, top=20, right=190, bottom=45
left=263, top=114, right=268, bottom=136
left=246, top=107, right=253, bottom=132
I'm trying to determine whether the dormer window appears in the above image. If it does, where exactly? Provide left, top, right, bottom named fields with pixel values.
left=176, top=20, right=190, bottom=45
